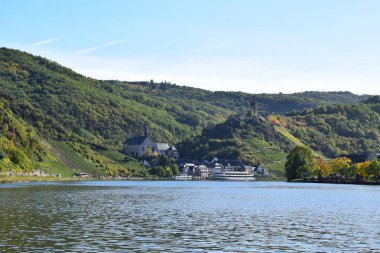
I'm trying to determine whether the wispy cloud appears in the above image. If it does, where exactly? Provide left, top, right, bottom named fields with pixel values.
left=358, top=59, right=380, bottom=65
left=72, top=40, right=124, bottom=55
left=55, top=54, right=380, bottom=95
left=32, top=38, right=60, bottom=46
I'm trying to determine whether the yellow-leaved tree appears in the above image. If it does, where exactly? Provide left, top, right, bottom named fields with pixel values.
left=355, top=161, right=370, bottom=178
left=329, top=157, right=352, bottom=177
left=314, top=157, right=331, bottom=177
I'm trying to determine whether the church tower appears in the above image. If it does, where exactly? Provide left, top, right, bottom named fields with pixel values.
left=144, top=126, right=149, bottom=137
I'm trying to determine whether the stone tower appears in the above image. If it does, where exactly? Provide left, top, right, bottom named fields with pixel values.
left=250, top=101, right=258, bottom=117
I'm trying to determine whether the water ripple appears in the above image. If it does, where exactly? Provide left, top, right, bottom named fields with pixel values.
left=1, top=181, right=380, bottom=252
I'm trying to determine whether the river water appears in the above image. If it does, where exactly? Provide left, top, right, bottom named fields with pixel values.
left=0, top=181, right=379, bottom=252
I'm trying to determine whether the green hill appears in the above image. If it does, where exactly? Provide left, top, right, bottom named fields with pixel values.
left=0, top=48, right=231, bottom=176
left=115, top=81, right=368, bottom=114
left=0, top=47, right=376, bottom=177
left=292, top=91, right=369, bottom=104
left=0, top=48, right=230, bottom=146
left=0, top=99, right=71, bottom=175
left=177, top=115, right=295, bottom=178
left=284, top=104, right=380, bottom=157
left=177, top=103, right=380, bottom=178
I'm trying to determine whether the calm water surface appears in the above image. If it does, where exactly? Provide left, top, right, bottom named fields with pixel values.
left=1, top=181, right=380, bottom=252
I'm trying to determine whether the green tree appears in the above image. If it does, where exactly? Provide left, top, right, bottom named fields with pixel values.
left=164, top=167, right=173, bottom=177
left=158, top=155, right=171, bottom=168
left=170, top=163, right=179, bottom=176
left=5, top=144, right=31, bottom=172
left=285, top=146, right=314, bottom=181
left=2, top=123, right=9, bottom=133
left=367, top=160, right=380, bottom=179
left=150, top=166, right=165, bottom=177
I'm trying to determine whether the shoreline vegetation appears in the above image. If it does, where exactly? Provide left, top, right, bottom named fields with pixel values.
left=285, top=146, right=380, bottom=185
left=294, top=178, right=380, bottom=185
left=0, top=175, right=175, bottom=184
left=4, top=175, right=380, bottom=185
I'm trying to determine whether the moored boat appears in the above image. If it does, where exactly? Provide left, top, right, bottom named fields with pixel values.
left=212, top=170, right=255, bottom=181
left=173, top=173, right=192, bottom=180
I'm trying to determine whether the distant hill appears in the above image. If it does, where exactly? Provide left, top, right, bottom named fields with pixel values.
left=0, top=48, right=230, bottom=146
left=176, top=115, right=294, bottom=178
left=285, top=104, right=380, bottom=157
left=0, top=47, right=376, bottom=177
left=115, top=81, right=368, bottom=114
left=178, top=103, right=380, bottom=178
left=292, top=91, right=369, bottom=104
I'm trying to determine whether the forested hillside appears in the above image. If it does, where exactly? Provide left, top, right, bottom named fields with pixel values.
left=284, top=104, right=380, bottom=157
left=0, top=47, right=376, bottom=177
left=178, top=102, right=380, bottom=177
left=177, top=115, right=294, bottom=177
left=0, top=47, right=369, bottom=147
left=0, top=48, right=229, bottom=146
left=114, top=81, right=368, bottom=114
left=292, top=91, right=369, bottom=104
left=0, top=99, right=69, bottom=175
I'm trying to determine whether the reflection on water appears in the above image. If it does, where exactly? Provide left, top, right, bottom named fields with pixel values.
left=1, top=181, right=380, bottom=252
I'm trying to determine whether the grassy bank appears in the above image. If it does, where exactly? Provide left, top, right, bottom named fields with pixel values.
left=0, top=175, right=80, bottom=184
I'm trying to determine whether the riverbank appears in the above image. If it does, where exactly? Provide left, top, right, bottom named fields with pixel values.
left=0, top=175, right=80, bottom=184
left=0, top=175, right=171, bottom=184
left=293, top=178, right=380, bottom=185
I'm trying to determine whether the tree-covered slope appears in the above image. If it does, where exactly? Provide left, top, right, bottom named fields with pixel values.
left=0, top=47, right=369, bottom=148
left=0, top=48, right=235, bottom=176
left=0, top=99, right=131, bottom=177
left=283, top=104, right=380, bottom=157
left=177, top=115, right=297, bottom=177
left=0, top=47, right=375, bottom=177
left=177, top=102, right=380, bottom=177
left=292, top=91, right=369, bottom=104
left=114, top=81, right=368, bottom=114
left=0, top=99, right=69, bottom=175
left=0, top=48, right=230, bottom=147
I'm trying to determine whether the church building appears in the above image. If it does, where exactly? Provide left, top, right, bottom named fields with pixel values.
left=123, top=126, right=179, bottom=159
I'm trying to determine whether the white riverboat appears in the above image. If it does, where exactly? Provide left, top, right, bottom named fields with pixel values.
left=173, top=173, right=193, bottom=181
left=212, top=170, right=256, bottom=181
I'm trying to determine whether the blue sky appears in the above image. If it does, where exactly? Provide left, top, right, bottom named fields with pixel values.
left=1, top=0, right=380, bottom=94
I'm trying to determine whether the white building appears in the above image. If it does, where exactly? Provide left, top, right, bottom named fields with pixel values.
left=123, top=127, right=179, bottom=159
left=195, top=165, right=209, bottom=178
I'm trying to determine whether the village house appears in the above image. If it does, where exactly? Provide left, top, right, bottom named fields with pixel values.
left=178, top=162, right=196, bottom=174
left=123, top=126, right=179, bottom=159
left=194, top=165, right=209, bottom=178
left=367, top=152, right=380, bottom=161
